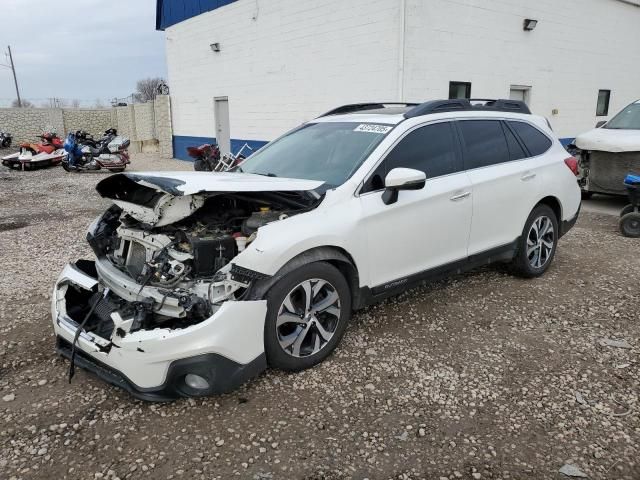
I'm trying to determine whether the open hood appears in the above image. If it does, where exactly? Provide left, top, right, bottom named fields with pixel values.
left=95, top=172, right=324, bottom=227
left=97, top=171, right=324, bottom=197
left=575, top=128, right=640, bottom=153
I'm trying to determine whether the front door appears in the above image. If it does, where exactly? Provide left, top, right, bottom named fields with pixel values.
left=359, top=121, right=473, bottom=289
left=214, top=96, right=231, bottom=154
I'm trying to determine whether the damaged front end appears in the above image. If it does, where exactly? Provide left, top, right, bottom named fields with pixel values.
left=52, top=171, right=323, bottom=400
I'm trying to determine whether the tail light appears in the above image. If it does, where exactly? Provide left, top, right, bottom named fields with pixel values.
left=564, top=157, right=578, bottom=176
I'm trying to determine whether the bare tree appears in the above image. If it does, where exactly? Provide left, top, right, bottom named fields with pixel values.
left=11, top=98, right=34, bottom=108
left=94, top=98, right=104, bottom=108
left=134, top=77, right=165, bottom=102
left=71, top=99, right=80, bottom=108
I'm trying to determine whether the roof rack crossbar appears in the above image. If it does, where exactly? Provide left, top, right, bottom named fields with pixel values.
left=318, top=102, right=420, bottom=118
left=404, top=98, right=531, bottom=118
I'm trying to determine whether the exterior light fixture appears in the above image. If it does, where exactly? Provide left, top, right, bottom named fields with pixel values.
left=210, top=42, right=221, bottom=52
left=523, top=19, right=538, bottom=31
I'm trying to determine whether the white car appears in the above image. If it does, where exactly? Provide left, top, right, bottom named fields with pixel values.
left=52, top=99, right=581, bottom=401
left=574, top=100, right=640, bottom=196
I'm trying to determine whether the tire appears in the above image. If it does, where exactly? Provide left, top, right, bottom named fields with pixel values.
left=264, top=261, right=351, bottom=371
left=620, top=204, right=636, bottom=217
left=620, top=212, right=640, bottom=238
left=109, top=168, right=125, bottom=173
left=193, top=159, right=208, bottom=171
left=61, top=161, right=70, bottom=172
left=581, top=190, right=593, bottom=200
left=511, top=204, right=559, bottom=278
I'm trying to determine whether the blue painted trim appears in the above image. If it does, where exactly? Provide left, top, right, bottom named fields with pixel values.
left=559, top=137, right=575, bottom=147
left=156, top=0, right=238, bottom=30
left=172, top=135, right=268, bottom=161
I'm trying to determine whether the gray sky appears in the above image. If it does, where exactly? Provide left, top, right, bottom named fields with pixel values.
left=0, top=0, right=166, bottom=107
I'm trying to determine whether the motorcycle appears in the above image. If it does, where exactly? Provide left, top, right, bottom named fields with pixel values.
left=1, top=131, right=67, bottom=170
left=190, top=142, right=253, bottom=172
left=62, top=129, right=131, bottom=173
left=189, top=143, right=221, bottom=171
left=0, top=131, right=12, bottom=148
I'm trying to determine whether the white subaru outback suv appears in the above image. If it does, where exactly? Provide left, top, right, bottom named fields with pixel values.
left=52, top=99, right=581, bottom=401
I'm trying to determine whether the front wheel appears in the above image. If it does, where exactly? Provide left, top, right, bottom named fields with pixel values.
left=264, top=262, right=351, bottom=371
left=620, top=212, right=640, bottom=238
left=108, top=168, right=125, bottom=173
left=511, top=204, right=559, bottom=278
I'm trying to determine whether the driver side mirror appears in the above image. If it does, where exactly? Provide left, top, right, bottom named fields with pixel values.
left=595, top=120, right=607, bottom=128
left=382, top=168, right=426, bottom=205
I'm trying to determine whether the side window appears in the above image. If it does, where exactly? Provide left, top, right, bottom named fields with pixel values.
left=508, top=121, right=552, bottom=157
left=458, top=120, right=509, bottom=169
left=362, top=122, right=461, bottom=193
left=502, top=122, right=527, bottom=161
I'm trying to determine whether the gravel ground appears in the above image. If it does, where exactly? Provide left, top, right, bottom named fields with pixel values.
left=0, top=154, right=639, bottom=480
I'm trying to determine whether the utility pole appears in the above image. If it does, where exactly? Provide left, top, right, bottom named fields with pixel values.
left=7, top=46, right=21, bottom=108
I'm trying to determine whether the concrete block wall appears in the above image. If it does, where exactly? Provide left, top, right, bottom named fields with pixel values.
left=153, top=95, right=173, bottom=158
left=0, top=109, right=65, bottom=144
left=165, top=0, right=640, bottom=150
left=165, top=0, right=402, bottom=157
left=402, top=0, right=640, bottom=139
left=133, top=102, right=156, bottom=141
left=114, top=97, right=173, bottom=157
left=62, top=109, right=115, bottom=137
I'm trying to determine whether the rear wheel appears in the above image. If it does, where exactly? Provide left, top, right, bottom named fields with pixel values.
left=264, top=262, right=351, bottom=371
left=620, top=212, right=640, bottom=238
left=581, top=190, right=593, bottom=200
left=511, top=204, right=558, bottom=278
left=620, top=204, right=636, bottom=217
left=109, top=168, right=125, bottom=173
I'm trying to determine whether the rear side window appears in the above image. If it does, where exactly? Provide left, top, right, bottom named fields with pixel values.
left=362, top=122, right=461, bottom=192
left=502, top=122, right=527, bottom=161
left=508, top=121, right=552, bottom=157
left=458, top=120, right=509, bottom=169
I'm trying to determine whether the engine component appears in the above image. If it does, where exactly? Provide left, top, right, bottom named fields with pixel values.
left=242, top=208, right=287, bottom=235
left=190, top=234, right=237, bottom=276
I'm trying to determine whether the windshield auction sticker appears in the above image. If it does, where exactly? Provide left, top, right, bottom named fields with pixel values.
left=354, top=124, right=393, bottom=134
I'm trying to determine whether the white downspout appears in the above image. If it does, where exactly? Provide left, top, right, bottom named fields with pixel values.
left=397, top=0, right=407, bottom=101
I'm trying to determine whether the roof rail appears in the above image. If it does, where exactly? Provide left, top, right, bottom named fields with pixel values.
left=318, top=102, right=420, bottom=118
left=404, top=98, right=531, bottom=118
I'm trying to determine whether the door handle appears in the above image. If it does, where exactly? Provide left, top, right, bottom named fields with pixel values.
left=521, top=172, right=537, bottom=181
left=450, top=191, right=471, bottom=201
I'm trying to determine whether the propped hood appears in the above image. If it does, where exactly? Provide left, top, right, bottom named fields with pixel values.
left=95, top=171, right=324, bottom=227
left=97, top=171, right=324, bottom=197
left=575, top=128, right=640, bottom=153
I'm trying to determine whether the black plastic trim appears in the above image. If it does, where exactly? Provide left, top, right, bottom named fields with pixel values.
left=56, top=336, right=266, bottom=402
left=559, top=207, right=580, bottom=238
left=366, top=240, right=518, bottom=300
left=318, top=102, right=419, bottom=117
left=405, top=99, right=531, bottom=118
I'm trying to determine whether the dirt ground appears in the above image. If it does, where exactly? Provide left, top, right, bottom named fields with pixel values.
left=0, top=155, right=638, bottom=480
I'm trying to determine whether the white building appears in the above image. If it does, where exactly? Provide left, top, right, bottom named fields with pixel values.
left=157, top=0, right=640, bottom=159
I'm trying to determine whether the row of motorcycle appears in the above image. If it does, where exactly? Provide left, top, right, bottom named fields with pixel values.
left=0, top=129, right=130, bottom=172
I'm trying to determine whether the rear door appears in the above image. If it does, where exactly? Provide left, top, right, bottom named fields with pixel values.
left=459, top=119, right=544, bottom=255
left=359, top=121, right=473, bottom=288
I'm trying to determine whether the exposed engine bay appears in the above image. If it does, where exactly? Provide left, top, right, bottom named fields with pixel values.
left=65, top=173, right=323, bottom=340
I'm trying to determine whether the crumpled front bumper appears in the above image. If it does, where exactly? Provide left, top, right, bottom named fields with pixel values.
left=51, top=261, right=268, bottom=401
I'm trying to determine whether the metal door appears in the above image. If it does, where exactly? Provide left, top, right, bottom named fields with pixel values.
left=214, top=96, right=230, bottom=154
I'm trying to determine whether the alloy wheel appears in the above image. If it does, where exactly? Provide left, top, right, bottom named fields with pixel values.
left=276, top=279, right=341, bottom=358
left=527, top=215, right=555, bottom=269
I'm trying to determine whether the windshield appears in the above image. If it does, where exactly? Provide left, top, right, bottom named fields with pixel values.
left=605, top=103, right=640, bottom=130
left=236, top=122, right=392, bottom=188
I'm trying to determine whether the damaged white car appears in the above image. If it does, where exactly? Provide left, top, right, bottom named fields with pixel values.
left=52, top=99, right=581, bottom=401
left=574, top=99, right=640, bottom=196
